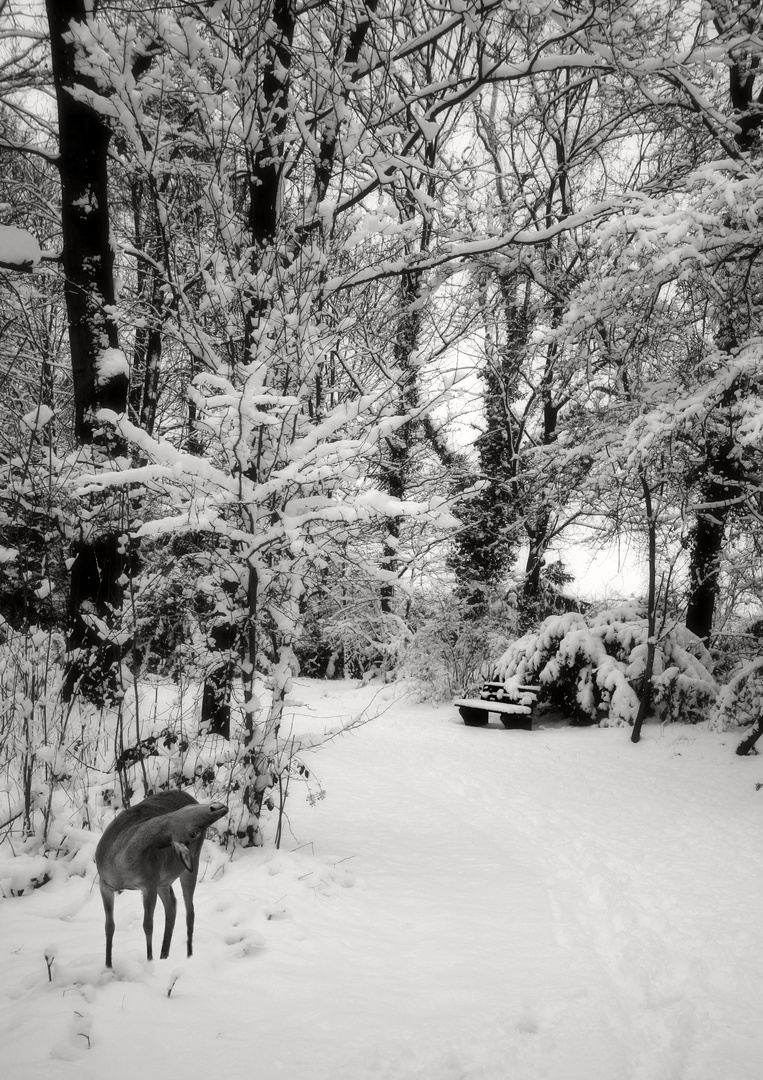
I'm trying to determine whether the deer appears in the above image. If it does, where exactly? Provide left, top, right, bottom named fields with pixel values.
left=95, top=790, right=228, bottom=969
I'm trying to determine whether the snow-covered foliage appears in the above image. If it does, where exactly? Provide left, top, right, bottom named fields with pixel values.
left=401, top=600, right=514, bottom=700
left=495, top=606, right=717, bottom=726
left=0, top=618, right=71, bottom=846
left=711, top=654, right=763, bottom=732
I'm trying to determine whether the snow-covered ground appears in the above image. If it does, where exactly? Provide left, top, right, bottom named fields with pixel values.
left=2, top=678, right=763, bottom=1080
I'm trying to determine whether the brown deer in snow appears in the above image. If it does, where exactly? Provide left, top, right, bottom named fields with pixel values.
left=95, top=791, right=228, bottom=968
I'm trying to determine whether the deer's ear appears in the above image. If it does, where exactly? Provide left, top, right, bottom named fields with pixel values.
left=173, top=840, right=194, bottom=873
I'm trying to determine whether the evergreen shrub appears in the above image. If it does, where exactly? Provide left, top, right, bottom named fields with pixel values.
left=494, top=605, right=717, bottom=725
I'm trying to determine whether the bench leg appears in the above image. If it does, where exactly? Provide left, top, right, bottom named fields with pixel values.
left=459, top=706, right=489, bottom=726
left=500, top=715, right=533, bottom=730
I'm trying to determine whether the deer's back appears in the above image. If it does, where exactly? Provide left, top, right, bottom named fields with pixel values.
left=96, top=791, right=199, bottom=887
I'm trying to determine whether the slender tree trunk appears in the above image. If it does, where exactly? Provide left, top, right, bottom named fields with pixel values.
left=203, top=0, right=296, bottom=735
left=632, top=473, right=657, bottom=743
left=129, top=184, right=163, bottom=438
left=200, top=655, right=235, bottom=739
left=46, top=0, right=130, bottom=703
left=381, top=264, right=422, bottom=615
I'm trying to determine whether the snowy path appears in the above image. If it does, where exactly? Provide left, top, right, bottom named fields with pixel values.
left=293, top=700, right=628, bottom=1079
left=3, top=679, right=763, bottom=1079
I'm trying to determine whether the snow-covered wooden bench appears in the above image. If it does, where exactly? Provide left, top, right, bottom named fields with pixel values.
left=453, top=698, right=533, bottom=729
left=454, top=682, right=540, bottom=729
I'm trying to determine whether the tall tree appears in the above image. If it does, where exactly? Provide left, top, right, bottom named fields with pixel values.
left=45, top=0, right=129, bottom=702
left=681, top=2, right=763, bottom=642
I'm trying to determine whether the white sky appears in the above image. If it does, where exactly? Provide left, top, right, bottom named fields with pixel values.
left=547, top=527, right=649, bottom=602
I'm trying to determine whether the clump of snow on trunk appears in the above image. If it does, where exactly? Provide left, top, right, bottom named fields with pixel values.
left=0, top=225, right=41, bottom=271
left=94, top=347, right=129, bottom=385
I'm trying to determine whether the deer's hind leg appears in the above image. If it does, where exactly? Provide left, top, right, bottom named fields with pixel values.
left=100, top=881, right=116, bottom=969
left=179, top=871, right=198, bottom=957
left=157, top=884, right=177, bottom=959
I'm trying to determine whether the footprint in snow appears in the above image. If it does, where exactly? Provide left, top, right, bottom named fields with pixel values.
left=224, top=928, right=266, bottom=957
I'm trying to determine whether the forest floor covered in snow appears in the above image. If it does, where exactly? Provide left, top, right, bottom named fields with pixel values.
left=2, top=677, right=763, bottom=1080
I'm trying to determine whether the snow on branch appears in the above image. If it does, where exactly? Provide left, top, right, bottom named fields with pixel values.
left=324, top=198, right=621, bottom=294
left=74, top=408, right=460, bottom=544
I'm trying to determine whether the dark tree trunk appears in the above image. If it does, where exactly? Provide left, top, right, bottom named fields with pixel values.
left=61, top=536, right=127, bottom=703
left=46, top=0, right=129, bottom=703
left=520, top=521, right=549, bottom=632
left=200, top=664, right=234, bottom=739
left=517, top=299, right=563, bottom=630
left=131, top=319, right=162, bottom=437
left=129, top=185, right=164, bottom=438
left=685, top=435, right=741, bottom=644
left=450, top=272, right=530, bottom=615
left=199, top=571, right=239, bottom=737
left=46, top=0, right=126, bottom=443
left=632, top=474, right=657, bottom=744
left=519, top=390, right=560, bottom=630
left=685, top=502, right=730, bottom=644
left=246, top=0, right=295, bottom=262
left=736, top=714, right=763, bottom=756
left=381, top=260, right=422, bottom=616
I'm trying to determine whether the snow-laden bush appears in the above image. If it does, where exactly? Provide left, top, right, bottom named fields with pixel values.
left=494, top=606, right=717, bottom=726
left=310, top=609, right=413, bottom=681
left=0, top=619, right=70, bottom=838
left=400, top=596, right=514, bottom=701
left=711, top=655, right=763, bottom=732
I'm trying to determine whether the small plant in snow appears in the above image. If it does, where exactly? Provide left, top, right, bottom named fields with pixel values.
left=44, top=943, right=57, bottom=982
left=166, top=968, right=184, bottom=998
